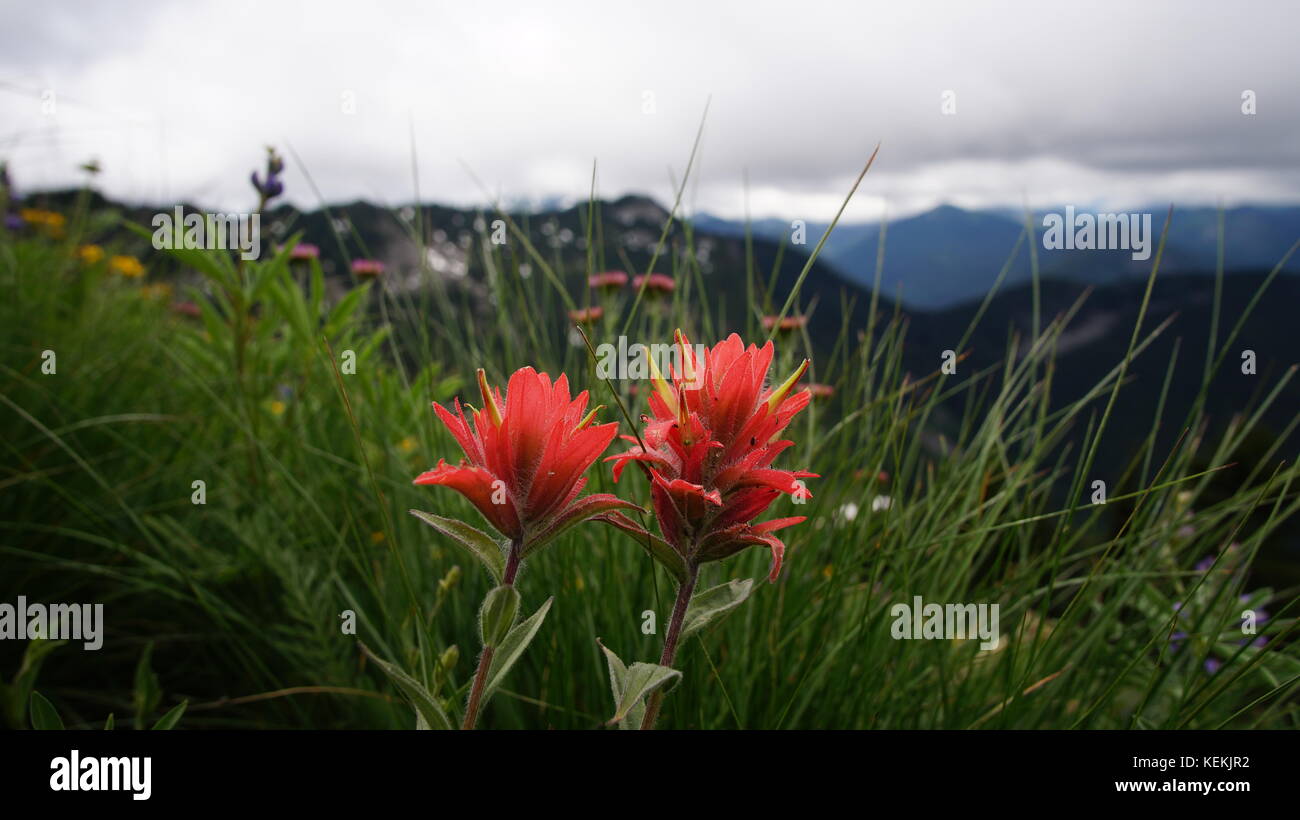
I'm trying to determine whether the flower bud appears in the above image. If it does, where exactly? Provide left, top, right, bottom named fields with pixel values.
left=439, top=645, right=460, bottom=672
left=479, top=584, right=520, bottom=647
left=438, top=565, right=462, bottom=594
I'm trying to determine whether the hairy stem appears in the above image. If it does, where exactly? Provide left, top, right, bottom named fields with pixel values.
left=461, top=540, right=522, bottom=730
left=639, top=563, right=699, bottom=730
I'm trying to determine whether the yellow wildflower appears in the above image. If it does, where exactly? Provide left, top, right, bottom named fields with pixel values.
left=20, top=208, right=65, bottom=237
left=78, top=244, right=105, bottom=264
left=109, top=255, right=145, bottom=278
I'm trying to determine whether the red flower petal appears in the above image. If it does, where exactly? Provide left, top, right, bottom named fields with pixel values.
left=414, top=460, right=521, bottom=539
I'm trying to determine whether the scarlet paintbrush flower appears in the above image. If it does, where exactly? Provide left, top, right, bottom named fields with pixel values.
left=761, top=314, right=807, bottom=332
left=351, top=258, right=385, bottom=279
left=604, top=330, right=816, bottom=583
left=588, top=271, right=628, bottom=289
left=413, top=366, right=640, bottom=730
left=414, top=366, right=637, bottom=552
left=568, top=305, right=604, bottom=323
left=600, top=329, right=815, bottom=731
left=289, top=242, right=319, bottom=261
left=632, top=273, right=675, bottom=293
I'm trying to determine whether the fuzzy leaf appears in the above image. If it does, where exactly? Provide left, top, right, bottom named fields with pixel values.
left=682, top=578, right=754, bottom=640
left=359, top=643, right=455, bottom=730
left=608, top=662, right=680, bottom=726
left=596, top=639, right=650, bottom=730
left=482, top=597, right=553, bottom=702
left=410, top=509, right=505, bottom=584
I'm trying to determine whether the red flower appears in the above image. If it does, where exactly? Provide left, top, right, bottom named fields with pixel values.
left=761, top=314, right=807, bottom=332
left=632, top=273, right=675, bottom=294
left=169, top=301, right=201, bottom=318
left=415, top=367, right=639, bottom=551
left=604, top=330, right=815, bottom=581
left=351, top=258, right=385, bottom=278
left=567, top=305, right=604, bottom=323
left=588, top=271, right=628, bottom=289
left=289, top=242, right=320, bottom=261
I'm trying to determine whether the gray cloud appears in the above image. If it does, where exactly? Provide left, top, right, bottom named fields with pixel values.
left=1, top=0, right=1297, bottom=220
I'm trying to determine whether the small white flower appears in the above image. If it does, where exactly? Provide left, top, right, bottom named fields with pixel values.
left=871, top=495, right=893, bottom=512
left=839, top=502, right=859, bottom=522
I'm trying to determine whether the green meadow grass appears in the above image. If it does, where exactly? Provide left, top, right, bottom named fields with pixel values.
left=2, top=180, right=1299, bottom=730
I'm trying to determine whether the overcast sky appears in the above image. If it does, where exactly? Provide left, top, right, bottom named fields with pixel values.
left=2, top=0, right=1298, bottom=222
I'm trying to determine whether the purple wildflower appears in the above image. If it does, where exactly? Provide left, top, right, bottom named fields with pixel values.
left=251, top=148, right=286, bottom=202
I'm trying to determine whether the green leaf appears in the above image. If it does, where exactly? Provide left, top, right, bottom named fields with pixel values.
left=30, top=691, right=64, bottom=730
left=2, top=637, right=65, bottom=729
left=482, top=597, right=553, bottom=702
left=682, top=578, right=754, bottom=640
left=104, top=713, right=115, bottom=731
left=614, top=664, right=681, bottom=724
left=125, top=222, right=237, bottom=289
left=326, top=284, right=370, bottom=334
left=596, top=645, right=681, bottom=727
left=133, top=642, right=161, bottom=730
left=409, top=510, right=505, bottom=584
left=479, top=585, right=520, bottom=647
left=596, top=640, right=641, bottom=729
left=359, top=643, right=455, bottom=730
left=151, top=701, right=188, bottom=730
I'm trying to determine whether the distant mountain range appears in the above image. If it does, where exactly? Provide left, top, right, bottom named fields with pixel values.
left=17, top=187, right=1300, bottom=568
left=19, top=186, right=1298, bottom=579
left=695, top=204, right=1300, bottom=310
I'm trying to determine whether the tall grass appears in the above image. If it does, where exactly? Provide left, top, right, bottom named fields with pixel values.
left=2, top=176, right=1298, bottom=730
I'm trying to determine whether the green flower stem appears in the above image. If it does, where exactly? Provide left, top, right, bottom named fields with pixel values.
left=639, top=563, right=699, bottom=730
left=461, top=539, right=522, bottom=730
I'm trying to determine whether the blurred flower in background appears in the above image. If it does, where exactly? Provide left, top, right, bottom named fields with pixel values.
left=109, top=254, right=145, bottom=278
left=588, top=270, right=628, bottom=289
left=350, top=258, right=384, bottom=279
left=250, top=146, right=285, bottom=205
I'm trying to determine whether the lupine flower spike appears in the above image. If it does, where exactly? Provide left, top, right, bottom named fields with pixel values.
left=250, top=147, right=285, bottom=207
